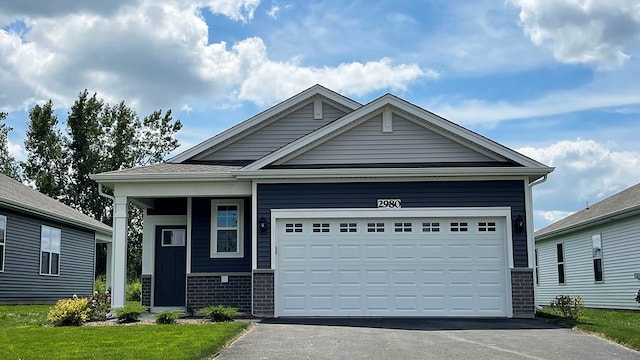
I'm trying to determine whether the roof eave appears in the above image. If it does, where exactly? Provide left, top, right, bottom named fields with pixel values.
left=535, top=205, right=640, bottom=242
left=90, top=172, right=236, bottom=184
left=0, top=198, right=112, bottom=236
left=233, top=166, right=554, bottom=180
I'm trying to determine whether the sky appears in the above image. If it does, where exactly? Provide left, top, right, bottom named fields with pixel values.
left=1, top=0, right=640, bottom=230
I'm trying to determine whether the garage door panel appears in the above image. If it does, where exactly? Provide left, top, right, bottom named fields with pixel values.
left=277, top=216, right=508, bottom=317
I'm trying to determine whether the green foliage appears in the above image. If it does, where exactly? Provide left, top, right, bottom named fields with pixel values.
left=126, top=279, right=142, bottom=301
left=0, top=112, right=21, bottom=180
left=88, top=289, right=112, bottom=321
left=0, top=305, right=250, bottom=360
left=198, top=305, right=241, bottom=322
left=47, top=297, right=91, bottom=326
left=94, top=277, right=107, bottom=294
left=115, top=303, right=147, bottom=323
left=549, top=295, right=584, bottom=320
left=155, top=310, right=181, bottom=325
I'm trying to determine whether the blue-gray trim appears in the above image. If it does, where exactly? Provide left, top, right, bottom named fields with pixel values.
left=257, top=180, right=528, bottom=269
left=0, top=207, right=95, bottom=303
left=190, top=197, right=252, bottom=273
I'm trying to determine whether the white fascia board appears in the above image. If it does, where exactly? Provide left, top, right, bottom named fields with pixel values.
left=233, top=166, right=554, bottom=181
left=91, top=172, right=236, bottom=185
left=168, top=85, right=361, bottom=163
left=242, top=95, right=550, bottom=171
left=0, top=198, right=112, bottom=235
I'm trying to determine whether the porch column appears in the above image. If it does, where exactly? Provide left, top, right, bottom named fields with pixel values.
left=111, top=195, right=128, bottom=308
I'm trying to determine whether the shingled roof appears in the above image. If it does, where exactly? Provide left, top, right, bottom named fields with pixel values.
left=536, top=182, right=640, bottom=240
left=0, top=174, right=112, bottom=236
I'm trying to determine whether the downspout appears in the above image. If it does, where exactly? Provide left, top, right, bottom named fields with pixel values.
left=528, top=174, right=548, bottom=310
left=98, top=183, right=115, bottom=201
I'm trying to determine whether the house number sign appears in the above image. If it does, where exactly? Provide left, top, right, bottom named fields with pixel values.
left=377, top=199, right=402, bottom=208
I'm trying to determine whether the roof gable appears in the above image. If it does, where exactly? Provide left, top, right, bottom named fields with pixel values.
left=242, top=94, right=549, bottom=171
left=169, top=84, right=361, bottom=164
left=536, top=182, right=640, bottom=240
left=0, top=174, right=112, bottom=235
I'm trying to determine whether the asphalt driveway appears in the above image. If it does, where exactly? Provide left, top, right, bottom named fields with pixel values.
left=216, top=318, right=640, bottom=360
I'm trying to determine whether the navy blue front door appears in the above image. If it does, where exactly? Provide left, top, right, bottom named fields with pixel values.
left=154, top=226, right=186, bottom=306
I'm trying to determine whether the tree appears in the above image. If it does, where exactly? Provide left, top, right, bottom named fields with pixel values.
left=23, top=100, right=67, bottom=199
left=0, top=112, right=21, bottom=180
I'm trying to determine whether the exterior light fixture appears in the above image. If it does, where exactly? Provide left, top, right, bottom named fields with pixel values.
left=515, top=215, right=525, bottom=232
left=258, top=216, right=268, bottom=233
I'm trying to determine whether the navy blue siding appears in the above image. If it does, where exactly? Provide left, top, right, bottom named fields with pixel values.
left=0, top=207, right=95, bottom=303
left=147, top=198, right=187, bottom=215
left=257, top=181, right=528, bottom=269
left=190, top=198, right=251, bottom=273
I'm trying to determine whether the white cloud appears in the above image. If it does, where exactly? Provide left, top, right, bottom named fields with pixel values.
left=510, top=0, right=640, bottom=67
left=7, top=139, right=25, bottom=161
left=0, top=0, right=428, bottom=115
left=519, top=139, right=640, bottom=229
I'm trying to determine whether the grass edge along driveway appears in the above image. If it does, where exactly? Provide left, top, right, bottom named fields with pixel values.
left=0, top=305, right=250, bottom=360
left=538, top=307, right=640, bottom=351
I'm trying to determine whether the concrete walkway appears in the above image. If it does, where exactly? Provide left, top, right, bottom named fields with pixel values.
left=216, top=318, right=640, bottom=360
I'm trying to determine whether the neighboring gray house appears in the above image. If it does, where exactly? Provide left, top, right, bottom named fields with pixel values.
left=0, top=174, right=112, bottom=304
left=535, top=182, right=640, bottom=309
left=93, top=85, right=552, bottom=318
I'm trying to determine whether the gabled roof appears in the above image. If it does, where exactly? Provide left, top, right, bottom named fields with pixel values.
left=168, top=84, right=362, bottom=163
left=240, top=93, right=551, bottom=174
left=0, top=174, right=112, bottom=237
left=536, top=182, right=640, bottom=241
left=92, top=163, right=239, bottom=185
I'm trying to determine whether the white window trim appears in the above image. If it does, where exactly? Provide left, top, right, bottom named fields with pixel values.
left=210, top=199, right=244, bottom=258
left=557, top=242, right=565, bottom=285
left=592, top=234, right=604, bottom=283
left=40, top=225, right=61, bottom=276
left=0, top=215, right=6, bottom=272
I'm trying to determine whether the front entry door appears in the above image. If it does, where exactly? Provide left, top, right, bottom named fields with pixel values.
left=154, top=226, right=186, bottom=306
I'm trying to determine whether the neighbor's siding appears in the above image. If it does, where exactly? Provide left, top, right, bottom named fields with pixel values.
left=190, top=197, right=252, bottom=273
left=280, top=114, right=498, bottom=166
left=0, top=207, right=95, bottom=303
left=536, top=214, right=640, bottom=309
left=257, top=180, right=527, bottom=269
left=193, top=102, right=347, bottom=162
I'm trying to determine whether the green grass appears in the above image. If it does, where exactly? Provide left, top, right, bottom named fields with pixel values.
left=0, top=305, right=250, bottom=360
left=538, top=307, right=640, bottom=350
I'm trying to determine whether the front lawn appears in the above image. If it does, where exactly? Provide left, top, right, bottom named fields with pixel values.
left=0, top=305, right=250, bottom=360
left=538, top=307, right=640, bottom=350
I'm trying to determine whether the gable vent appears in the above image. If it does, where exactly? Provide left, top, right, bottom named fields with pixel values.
left=314, top=98, right=323, bottom=120
left=382, top=108, right=393, bottom=133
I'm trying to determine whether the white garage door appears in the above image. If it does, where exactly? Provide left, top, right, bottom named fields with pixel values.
left=276, top=214, right=509, bottom=317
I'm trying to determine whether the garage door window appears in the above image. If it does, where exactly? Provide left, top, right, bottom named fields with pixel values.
left=210, top=200, right=243, bottom=258
left=339, top=223, right=357, bottom=233
left=312, top=223, right=330, bottom=233
left=285, top=223, right=303, bottom=233
left=367, top=222, right=385, bottom=233
left=422, top=222, right=440, bottom=232
left=478, top=222, right=496, bottom=232
left=450, top=222, right=468, bottom=232
left=394, top=222, right=412, bottom=232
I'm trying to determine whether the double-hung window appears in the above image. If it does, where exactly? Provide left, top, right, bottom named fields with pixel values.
left=210, top=200, right=243, bottom=258
left=557, top=243, right=565, bottom=284
left=0, top=215, right=6, bottom=272
left=592, top=234, right=603, bottom=282
left=40, top=226, right=61, bottom=275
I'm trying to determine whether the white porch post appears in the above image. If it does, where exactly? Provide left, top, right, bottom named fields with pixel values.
left=111, top=195, right=128, bottom=308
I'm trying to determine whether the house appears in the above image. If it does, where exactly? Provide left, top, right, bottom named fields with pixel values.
left=0, top=173, right=112, bottom=304
left=92, top=85, right=553, bottom=318
left=535, top=182, right=640, bottom=310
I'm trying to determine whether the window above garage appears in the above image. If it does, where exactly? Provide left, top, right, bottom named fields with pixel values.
left=210, top=199, right=244, bottom=258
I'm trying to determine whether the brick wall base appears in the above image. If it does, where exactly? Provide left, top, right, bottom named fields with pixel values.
left=252, top=270, right=274, bottom=317
left=186, top=274, right=251, bottom=313
left=141, top=275, right=152, bottom=307
left=511, top=268, right=535, bottom=318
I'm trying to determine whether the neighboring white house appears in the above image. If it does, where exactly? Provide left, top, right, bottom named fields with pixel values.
left=535, top=182, right=640, bottom=309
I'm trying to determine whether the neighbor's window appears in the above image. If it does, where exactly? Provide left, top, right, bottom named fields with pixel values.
left=210, top=200, right=243, bottom=258
left=0, top=215, right=6, bottom=272
left=592, top=234, right=603, bottom=282
left=557, top=243, right=565, bottom=284
left=41, top=226, right=61, bottom=276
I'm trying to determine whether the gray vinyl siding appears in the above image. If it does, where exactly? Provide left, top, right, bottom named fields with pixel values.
left=193, top=102, right=347, bottom=162
left=536, top=214, right=640, bottom=309
left=0, top=207, right=95, bottom=303
left=280, top=114, right=497, bottom=165
left=257, top=180, right=527, bottom=269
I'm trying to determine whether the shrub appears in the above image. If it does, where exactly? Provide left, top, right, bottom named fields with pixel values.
left=94, top=277, right=107, bottom=294
left=126, top=280, right=142, bottom=302
left=115, top=303, right=148, bottom=323
left=155, top=310, right=181, bottom=325
left=198, top=305, right=241, bottom=322
left=550, top=295, right=584, bottom=320
left=88, top=288, right=111, bottom=321
left=47, top=296, right=91, bottom=326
